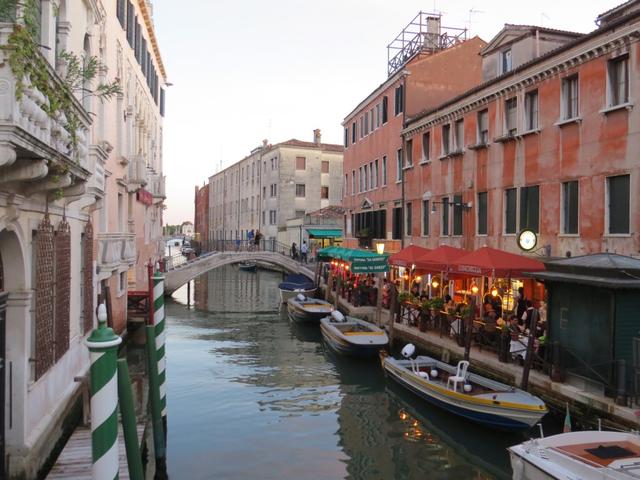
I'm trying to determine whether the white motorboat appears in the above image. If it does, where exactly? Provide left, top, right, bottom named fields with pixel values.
left=278, top=273, right=316, bottom=303
left=509, top=430, right=640, bottom=479
left=287, top=294, right=333, bottom=323
left=320, top=311, right=389, bottom=357
left=381, top=344, right=548, bottom=431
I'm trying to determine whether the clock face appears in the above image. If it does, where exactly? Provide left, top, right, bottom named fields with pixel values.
left=518, top=229, right=537, bottom=251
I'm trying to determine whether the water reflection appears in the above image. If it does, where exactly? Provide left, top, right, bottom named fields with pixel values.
left=166, top=265, right=511, bottom=479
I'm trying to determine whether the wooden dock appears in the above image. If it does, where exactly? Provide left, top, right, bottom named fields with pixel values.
left=47, top=424, right=145, bottom=479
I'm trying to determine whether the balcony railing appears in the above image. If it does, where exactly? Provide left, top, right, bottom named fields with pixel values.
left=128, top=155, right=148, bottom=187
left=97, top=233, right=136, bottom=272
left=147, top=174, right=165, bottom=201
left=0, top=24, right=91, bottom=191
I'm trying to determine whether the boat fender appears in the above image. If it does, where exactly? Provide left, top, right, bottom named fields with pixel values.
left=463, top=384, right=472, bottom=393
left=296, top=293, right=306, bottom=302
left=417, top=371, right=430, bottom=380
left=430, top=369, right=438, bottom=378
left=331, top=310, right=346, bottom=322
left=401, top=343, right=416, bottom=359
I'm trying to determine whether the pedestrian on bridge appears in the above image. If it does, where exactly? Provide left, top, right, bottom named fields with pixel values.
left=300, top=241, right=308, bottom=264
left=291, top=242, right=298, bottom=260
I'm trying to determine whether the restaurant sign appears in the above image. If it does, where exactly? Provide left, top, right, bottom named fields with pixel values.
left=457, top=265, right=483, bottom=275
left=137, top=189, right=153, bottom=206
left=351, top=256, right=389, bottom=273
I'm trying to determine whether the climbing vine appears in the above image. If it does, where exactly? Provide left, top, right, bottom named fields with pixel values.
left=2, top=0, right=121, bottom=157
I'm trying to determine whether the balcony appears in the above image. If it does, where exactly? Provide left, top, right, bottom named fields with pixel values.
left=97, top=233, right=136, bottom=273
left=0, top=24, right=92, bottom=196
left=128, top=155, right=148, bottom=189
left=147, top=174, right=165, bottom=203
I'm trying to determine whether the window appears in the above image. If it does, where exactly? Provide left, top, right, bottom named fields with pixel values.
left=369, top=162, right=374, bottom=189
left=351, top=170, right=355, bottom=195
left=394, top=84, right=404, bottom=115
left=422, top=132, right=430, bottom=162
left=371, top=108, right=376, bottom=130
left=453, top=194, right=463, bottom=236
left=608, top=174, right=630, bottom=234
left=505, top=188, right=517, bottom=234
left=117, top=0, right=126, bottom=28
left=295, top=210, right=305, bottom=218
left=405, top=139, right=413, bottom=166
left=360, top=116, right=364, bottom=138
left=422, top=200, right=430, bottom=236
left=321, top=186, right=329, bottom=199
left=382, top=96, right=388, bottom=123
left=360, top=166, right=365, bottom=192
left=525, top=90, right=538, bottom=131
left=373, top=159, right=379, bottom=188
left=608, top=55, right=629, bottom=107
left=270, top=184, right=277, bottom=197
left=477, top=110, right=488, bottom=144
left=477, top=192, right=488, bottom=235
left=505, top=98, right=517, bottom=135
left=405, top=202, right=412, bottom=236
left=295, top=184, right=305, bottom=197
left=344, top=174, right=348, bottom=197
left=454, top=119, right=464, bottom=151
left=262, top=211, right=265, bottom=225
left=501, top=49, right=512, bottom=74
left=441, top=198, right=449, bottom=235
left=392, top=207, right=402, bottom=239
left=396, top=149, right=403, bottom=181
left=126, top=1, right=135, bottom=45
left=376, top=104, right=381, bottom=127
left=562, top=181, right=579, bottom=234
left=262, top=186, right=266, bottom=198
left=321, top=160, right=329, bottom=173
left=351, top=122, right=356, bottom=143
left=269, top=210, right=277, bottom=225
left=344, top=128, right=348, bottom=147
left=519, top=185, right=539, bottom=233
left=382, top=156, right=387, bottom=186
left=442, top=124, right=451, bottom=155
left=364, top=164, right=369, bottom=190
left=295, top=156, right=306, bottom=170
left=364, top=112, right=369, bottom=135
left=562, top=75, right=579, bottom=120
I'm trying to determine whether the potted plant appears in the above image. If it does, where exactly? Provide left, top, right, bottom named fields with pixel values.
left=398, top=291, right=413, bottom=305
left=431, top=297, right=444, bottom=312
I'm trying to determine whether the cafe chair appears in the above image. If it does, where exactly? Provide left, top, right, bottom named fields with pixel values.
left=447, top=360, right=470, bottom=392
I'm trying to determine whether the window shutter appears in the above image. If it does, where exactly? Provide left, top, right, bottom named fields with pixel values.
left=382, top=96, right=388, bottom=123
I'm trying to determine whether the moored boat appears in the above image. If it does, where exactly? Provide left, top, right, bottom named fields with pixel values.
left=287, top=294, right=333, bottom=323
left=509, top=430, right=640, bottom=479
left=278, top=273, right=315, bottom=303
left=381, top=345, right=547, bottom=431
left=238, top=261, right=257, bottom=272
left=320, top=311, right=389, bottom=357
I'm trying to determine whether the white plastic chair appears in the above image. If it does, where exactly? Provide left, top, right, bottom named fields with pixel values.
left=447, top=360, right=470, bottom=392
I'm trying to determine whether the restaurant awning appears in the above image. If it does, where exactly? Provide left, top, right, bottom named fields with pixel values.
left=451, top=246, right=546, bottom=277
left=317, top=246, right=389, bottom=273
left=306, top=228, right=342, bottom=238
left=414, top=245, right=468, bottom=272
left=388, top=245, right=431, bottom=267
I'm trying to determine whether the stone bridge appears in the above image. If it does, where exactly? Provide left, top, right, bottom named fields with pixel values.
left=163, top=251, right=316, bottom=294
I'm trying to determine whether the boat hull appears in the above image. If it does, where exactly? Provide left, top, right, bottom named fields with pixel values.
left=320, top=319, right=388, bottom=358
left=383, top=358, right=546, bottom=431
left=508, top=451, right=559, bottom=480
left=287, top=303, right=331, bottom=324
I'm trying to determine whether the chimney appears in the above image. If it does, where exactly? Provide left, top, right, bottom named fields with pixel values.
left=262, top=139, right=268, bottom=148
left=313, top=129, right=321, bottom=145
left=424, top=16, right=442, bottom=50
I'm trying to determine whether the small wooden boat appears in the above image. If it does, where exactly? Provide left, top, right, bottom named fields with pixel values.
left=381, top=345, right=547, bottom=431
left=287, top=294, right=333, bottom=323
left=320, top=311, right=389, bottom=357
left=238, top=261, right=257, bottom=272
left=509, top=430, right=640, bottom=479
left=278, top=274, right=315, bottom=303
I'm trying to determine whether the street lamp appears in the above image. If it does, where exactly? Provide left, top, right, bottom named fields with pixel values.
left=375, top=242, right=385, bottom=255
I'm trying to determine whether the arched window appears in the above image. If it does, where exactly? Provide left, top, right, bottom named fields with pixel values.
left=82, top=34, right=91, bottom=110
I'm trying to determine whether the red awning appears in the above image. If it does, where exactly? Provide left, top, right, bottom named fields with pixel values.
left=414, top=245, right=469, bottom=272
left=451, top=246, right=546, bottom=277
left=388, top=245, right=431, bottom=267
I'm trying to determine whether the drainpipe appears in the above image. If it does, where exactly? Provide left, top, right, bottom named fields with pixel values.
left=400, top=74, right=407, bottom=249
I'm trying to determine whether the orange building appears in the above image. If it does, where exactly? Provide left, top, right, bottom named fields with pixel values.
left=341, top=13, right=486, bottom=253
left=400, top=3, right=640, bottom=258
left=194, top=183, right=210, bottom=250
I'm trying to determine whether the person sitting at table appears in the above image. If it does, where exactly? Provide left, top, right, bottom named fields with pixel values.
left=508, top=314, right=524, bottom=336
left=444, top=294, right=455, bottom=310
left=411, top=282, right=420, bottom=298
left=419, top=290, right=429, bottom=302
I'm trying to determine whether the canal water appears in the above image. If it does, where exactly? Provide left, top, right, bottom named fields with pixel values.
left=164, top=265, right=544, bottom=480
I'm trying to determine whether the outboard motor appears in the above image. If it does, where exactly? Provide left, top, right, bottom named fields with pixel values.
left=331, top=310, right=346, bottom=323
left=401, top=343, right=416, bottom=359
left=296, top=293, right=306, bottom=302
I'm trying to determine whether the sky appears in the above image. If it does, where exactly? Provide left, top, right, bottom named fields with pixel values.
left=153, top=0, right=623, bottom=225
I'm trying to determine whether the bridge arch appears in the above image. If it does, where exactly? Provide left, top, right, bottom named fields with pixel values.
left=163, top=251, right=315, bottom=294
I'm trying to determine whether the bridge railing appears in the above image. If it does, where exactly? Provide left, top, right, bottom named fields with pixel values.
left=209, top=239, right=316, bottom=265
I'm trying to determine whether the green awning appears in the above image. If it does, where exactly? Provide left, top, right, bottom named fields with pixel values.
left=306, top=228, right=342, bottom=238
left=317, top=246, right=389, bottom=273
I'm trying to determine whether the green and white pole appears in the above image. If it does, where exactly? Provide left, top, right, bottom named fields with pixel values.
left=86, top=303, right=122, bottom=480
left=153, top=269, right=167, bottom=419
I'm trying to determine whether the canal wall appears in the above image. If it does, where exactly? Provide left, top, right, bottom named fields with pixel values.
left=320, top=285, right=640, bottom=431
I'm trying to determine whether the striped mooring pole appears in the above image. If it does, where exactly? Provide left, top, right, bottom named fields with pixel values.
left=153, top=267, right=167, bottom=419
left=86, top=303, right=122, bottom=480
